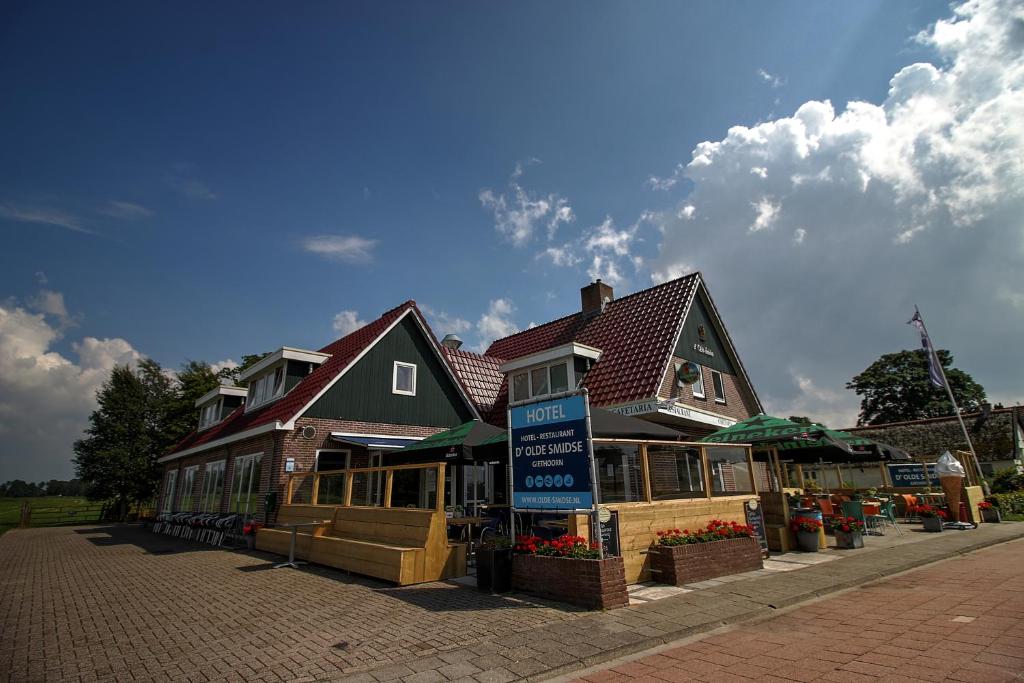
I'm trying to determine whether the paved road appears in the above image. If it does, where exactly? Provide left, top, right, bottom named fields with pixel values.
left=566, top=539, right=1024, bottom=683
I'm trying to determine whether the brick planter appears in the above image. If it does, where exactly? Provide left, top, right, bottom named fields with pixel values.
left=649, top=536, right=763, bottom=586
left=512, top=554, right=628, bottom=610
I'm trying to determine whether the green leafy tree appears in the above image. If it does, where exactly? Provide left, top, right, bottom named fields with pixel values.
left=788, top=416, right=812, bottom=425
left=73, top=361, right=173, bottom=519
left=163, top=360, right=221, bottom=444
left=846, top=349, right=986, bottom=426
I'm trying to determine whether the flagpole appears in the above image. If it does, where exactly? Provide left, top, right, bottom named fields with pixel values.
left=914, top=305, right=989, bottom=495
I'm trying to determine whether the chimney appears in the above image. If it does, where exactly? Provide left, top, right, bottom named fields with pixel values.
left=440, top=334, right=463, bottom=350
left=581, top=279, right=614, bottom=316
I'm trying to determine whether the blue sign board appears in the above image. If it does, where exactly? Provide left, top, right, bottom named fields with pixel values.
left=886, top=463, right=941, bottom=488
left=510, top=394, right=594, bottom=510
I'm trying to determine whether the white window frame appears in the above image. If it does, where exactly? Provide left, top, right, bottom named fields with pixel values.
left=179, top=465, right=199, bottom=512
left=229, top=452, right=263, bottom=516
left=392, top=361, right=417, bottom=396
left=161, top=470, right=178, bottom=513
left=691, top=365, right=706, bottom=399
left=510, top=360, right=572, bottom=404
left=245, top=365, right=286, bottom=412
left=711, top=369, right=727, bottom=404
left=198, top=399, right=222, bottom=430
left=199, top=459, right=226, bottom=512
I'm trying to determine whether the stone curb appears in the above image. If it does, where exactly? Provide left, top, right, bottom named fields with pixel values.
left=519, top=525, right=1024, bottom=683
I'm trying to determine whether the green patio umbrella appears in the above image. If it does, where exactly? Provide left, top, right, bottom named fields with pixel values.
left=386, top=420, right=508, bottom=465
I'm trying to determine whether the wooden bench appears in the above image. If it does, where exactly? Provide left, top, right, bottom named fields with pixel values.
left=255, top=504, right=466, bottom=585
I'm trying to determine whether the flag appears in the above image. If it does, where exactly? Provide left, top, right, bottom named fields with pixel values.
left=908, top=311, right=944, bottom=388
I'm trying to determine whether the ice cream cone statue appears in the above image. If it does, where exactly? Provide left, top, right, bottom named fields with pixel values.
left=935, top=451, right=966, bottom=524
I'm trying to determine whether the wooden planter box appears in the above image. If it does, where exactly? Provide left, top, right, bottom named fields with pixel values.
left=512, top=554, right=628, bottom=610
left=649, top=536, right=763, bottom=586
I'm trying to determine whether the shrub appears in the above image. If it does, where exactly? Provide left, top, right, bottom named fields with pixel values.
left=514, top=534, right=600, bottom=559
left=990, top=468, right=1024, bottom=494
left=913, top=504, right=947, bottom=519
left=790, top=518, right=823, bottom=534
left=986, top=492, right=1024, bottom=515
left=824, top=516, right=865, bottom=533
left=656, top=520, right=754, bottom=546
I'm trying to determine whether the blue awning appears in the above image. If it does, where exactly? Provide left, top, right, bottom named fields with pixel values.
left=329, top=434, right=420, bottom=450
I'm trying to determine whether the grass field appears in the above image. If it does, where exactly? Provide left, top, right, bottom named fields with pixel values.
left=0, top=497, right=101, bottom=535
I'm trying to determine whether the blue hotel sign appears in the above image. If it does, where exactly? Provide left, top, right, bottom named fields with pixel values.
left=510, top=394, right=594, bottom=511
left=887, top=463, right=941, bottom=488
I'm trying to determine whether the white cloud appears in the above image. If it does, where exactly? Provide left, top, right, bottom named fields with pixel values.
left=646, top=163, right=685, bottom=191
left=331, top=310, right=368, bottom=336
left=100, top=201, right=153, bottom=220
left=0, top=293, right=143, bottom=480
left=538, top=246, right=582, bottom=267
left=476, top=298, right=519, bottom=350
left=419, top=304, right=472, bottom=337
left=0, top=202, right=91, bottom=234
left=650, top=0, right=1024, bottom=427
left=302, top=235, right=378, bottom=263
left=479, top=163, right=574, bottom=246
left=210, top=358, right=238, bottom=375
left=757, top=68, right=784, bottom=88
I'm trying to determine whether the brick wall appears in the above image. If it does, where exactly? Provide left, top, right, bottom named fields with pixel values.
left=658, top=356, right=759, bottom=422
left=649, top=536, right=763, bottom=585
left=512, top=554, right=628, bottom=610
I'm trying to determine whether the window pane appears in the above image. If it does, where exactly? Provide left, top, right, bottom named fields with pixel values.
left=180, top=468, right=196, bottom=512
left=712, top=371, right=726, bottom=401
left=550, top=363, right=569, bottom=393
left=317, top=472, right=347, bottom=504
left=513, top=373, right=529, bottom=402
left=706, top=446, right=754, bottom=495
left=390, top=468, right=436, bottom=509
left=648, top=446, right=705, bottom=500
left=272, top=367, right=284, bottom=396
left=530, top=367, right=549, bottom=397
left=231, top=459, right=247, bottom=512
left=396, top=364, right=414, bottom=392
left=595, top=443, right=643, bottom=503
left=247, top=455, right=262, bottom=514
left=692, top=367, right=705, bottom=398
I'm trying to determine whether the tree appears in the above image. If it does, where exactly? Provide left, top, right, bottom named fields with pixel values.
left=73, top=363, right=168, bottom=519
left=846, top=349, right=987, bottom=426
left=788, top=416, right=812, bottom=425
left=163, top=360, right=221, bottom=445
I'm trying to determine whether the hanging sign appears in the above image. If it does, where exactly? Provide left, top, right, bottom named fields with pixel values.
left=510, top=394, right=594, bottom=510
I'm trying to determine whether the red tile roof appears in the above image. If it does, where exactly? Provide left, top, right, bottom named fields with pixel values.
left=440, top=347, right=505, bottom=414
left=167, top=301, right=417, bottom=456
left=485, top=274, right=700, bottom=408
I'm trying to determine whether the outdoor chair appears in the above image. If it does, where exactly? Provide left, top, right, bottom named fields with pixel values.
left=899, top=494, right=918, bottom=522
left=841, top=501, right=882, bottom=536
left=878, top=500, right=902, bottom=536
left=817, top=499, right=836, bottom=516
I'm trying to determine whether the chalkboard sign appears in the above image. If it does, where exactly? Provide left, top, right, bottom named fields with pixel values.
left=745, top=499, right=768, bottom=556
left=598, top=510, right=620, bottom=557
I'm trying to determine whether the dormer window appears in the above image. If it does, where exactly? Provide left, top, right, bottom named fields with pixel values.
left=195, top=386, right=248, bottom=430
left=502, top=342, right=600, bottom=405
left=393, top=361, right=417, bottom=396
left=237, top=347, right=331, bottom=413
left=248, top=366, right=285, bottom=409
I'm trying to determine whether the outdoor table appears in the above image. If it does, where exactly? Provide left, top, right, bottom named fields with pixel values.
left=273, top=521, right=325, bottom=569
left=448, top=517, right=484, bottom=550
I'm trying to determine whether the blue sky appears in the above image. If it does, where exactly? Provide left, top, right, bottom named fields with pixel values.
left=3, top=1, right=1022, bottom=480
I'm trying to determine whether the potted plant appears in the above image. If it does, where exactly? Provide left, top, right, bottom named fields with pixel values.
left=512, top=534, right=628, bottom=610
left=242, top=521, right=263, bottom=549
left=650, top=520, right=763, bottom=585
left=476, top=535, right=512, bottom=593
left=914, top=505, right=947, bottom=532
left=825, top=516, right=865, bottom=549
left=790, top=518, right=823, bottom=552
left=979, top=500, right=1001, bottom=523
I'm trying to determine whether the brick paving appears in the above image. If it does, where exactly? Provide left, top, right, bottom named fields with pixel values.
left=0, top=525, right=580, bottom=683
left=2, top=522, right=1023, bottom=683
left=563, top=537, right=1024, bottom=683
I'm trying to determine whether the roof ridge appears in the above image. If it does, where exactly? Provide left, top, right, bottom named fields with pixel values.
left=484, top=309, right=582, bottom=351
left=606, top=271, right=700, bottom=307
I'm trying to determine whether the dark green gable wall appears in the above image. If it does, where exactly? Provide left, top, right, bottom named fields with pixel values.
left=675, top=290, right=736, bottom=375
left=305, top=316, right=475, bottom=427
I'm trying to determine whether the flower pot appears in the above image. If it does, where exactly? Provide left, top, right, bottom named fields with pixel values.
left=512, top=554, right=628, bottom=610
left=834, top=529, right=864, bottom=549
left=922, top=516, right=944, bottom=532
left=796, top=530, right=820, bottom=552
left=476, top=548, right=512, bottom=593
left=650, top=537, right=763, bottom=585
left=981, top=508, right=1001, bottom=524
